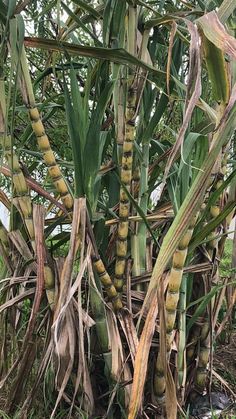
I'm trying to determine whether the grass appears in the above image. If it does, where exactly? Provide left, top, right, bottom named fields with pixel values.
left=220, top=239, right=235, bottom=277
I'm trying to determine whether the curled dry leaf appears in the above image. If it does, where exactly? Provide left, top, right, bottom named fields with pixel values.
left=197, top=11, right=236, bottom=59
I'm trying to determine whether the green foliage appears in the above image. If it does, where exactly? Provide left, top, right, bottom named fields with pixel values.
left=220, top=239, right=235, bottom=276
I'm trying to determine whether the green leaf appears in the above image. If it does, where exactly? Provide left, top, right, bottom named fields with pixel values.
left=218, top=0, right=236, bottom=23
left=0, top=0, right=7, bottom=23
left=143, top=86, right=236, bottom=311
left=186, top=283, right=226, bottom=333
left=70, top=65, right=87, bottom=152
left=178, top=133, right=207, bottom=205
left=190, top=200, right=236, bottom=252
left=84, top=82, right=114, bottom=210
left=7, top=0, right=16, bottom=19
left=143, top=38, right=182, bottom=141
left=196, top=11, right=236, bottom=60
left=103, top=0, right=116, bottom=46
left=103, top=0, right=126, bottom=47
left=61, top=1, right=102, bottom=46
left=201, top=37, right=229, bottom=103
left=71, top=0, right=102, bottom=19
left=63, top=69, right=84, bottom=197
left=24, top=37, right=165, bottom=77
left=202, top=169, right=236, bottom=219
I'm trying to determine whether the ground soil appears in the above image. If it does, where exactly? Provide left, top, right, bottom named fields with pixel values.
left=213, top=332, right=236, bottom=417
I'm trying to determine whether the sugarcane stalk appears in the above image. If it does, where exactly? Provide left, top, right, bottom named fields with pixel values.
left=206, top=172, right=223, bottom=257
left=184, top=175, right=219, bottom=378
left=0, top=76, right=35, bottom=245
left=89, top=267, right=114, bottom=390
left=195, top=31, right=231, bottom=391
left=130, top=165, right=142, bottom=286
left=1, top=59, right=57, bottom=307
left=186, top=324, right=201, bottom=364
left=85, top=210, right=122, bottom=312
left=114, top=81, right=137, bottom=293
left=154, top=213, right=198, bottom=400
left=93, top=256, right=123, bottom=312
left=195, top=323, right=210, bottom=391
left=114, top=4, right=137, bottom=293
left=131, top=30, right=150, bottom=292
left=195, top=156, right=226, bottom=392
left=177, top=272, right=187, bottom=397
left=18, top=47, right=73, bottom=212
left=132, top=140, right=149, bottom=283
left=44, top=264, right=56, bottom=310
left=90, top=274, right=128, bottom=416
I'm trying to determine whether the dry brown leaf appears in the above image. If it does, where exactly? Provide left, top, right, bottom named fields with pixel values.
left=197, top=11, right=236, bottom=59
left=54, top=198, right=82, bottom=318
left=212, top=369, right=236, bottom=399
left=159, top=20, right=202, bottom=199
left=128, top=296, right=158, bottom=419
left=51, top=308, right=76, bottom=418
left=9, top=230, right=37, bottom=272
left=0, top=288, right=35, bottom=314
left=107, top=308, right=124, bottom=380
left=118, top=310, right=139, bottom=366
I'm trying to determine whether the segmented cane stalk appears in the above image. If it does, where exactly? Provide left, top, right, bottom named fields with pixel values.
left=186, top=324, right=201, bottom=364
left=93, top=257, right=123, bottom=312
left=185, top=200, right=209, bottom=368
left=114, top=81, right=137, bottom=292
left=206, top=174, right=223, bottom=256
left=44, top=264, right=56, bottom=310
left=131, top=165, right=143, bottom=289
left=154, top=213, right=198, bottom=399
left=0, top=73, right=35, bottom=245
left=3, top=142, right=56, bottom=312
left=195, top=159, right=225, bottom=391
left=19, top=47, right=73, bottom=211
left=195, top=323, right=210, bottom=390
left=1, top=69, right=55, bottom=305
left=113, top=3, right=137, bottom=293
left=1, top=135, right=35, bottom=246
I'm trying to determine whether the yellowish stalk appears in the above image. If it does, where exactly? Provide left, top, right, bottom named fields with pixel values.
left=186, top=325, right=201, bottom=364
left=114, top=4, right=138, bottom=293
left=19, top=47, right=73, bottom=212
left=114, top=80, right=137, bottom=292
left=93, top=257, right=123, bottom=312
left=0, top=75, right=35, bottom=245
left=195, top=158, right=225, bottom=392
left=154, top=213, right=198, bottom=399
left=44, top=264, right=56, bottom=311
left=1, top=74, right=57, bottom=308
left=195, top=324, right=210, bottom=391
left=206, top=174, right=223, bottom=256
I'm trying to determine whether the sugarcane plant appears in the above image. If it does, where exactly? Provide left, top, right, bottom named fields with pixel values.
left=0, top=1, right=236, bottom=418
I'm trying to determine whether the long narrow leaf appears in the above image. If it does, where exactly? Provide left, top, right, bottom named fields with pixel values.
left=24, top=37, right=165, bottom=77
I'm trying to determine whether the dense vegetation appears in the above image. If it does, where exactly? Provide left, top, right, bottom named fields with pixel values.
left=0, top=0, right=236, bottom=418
